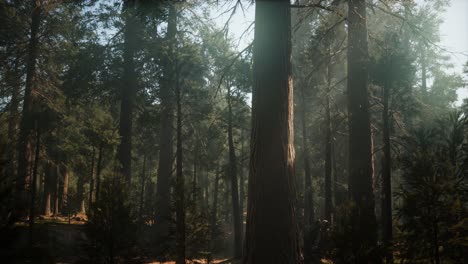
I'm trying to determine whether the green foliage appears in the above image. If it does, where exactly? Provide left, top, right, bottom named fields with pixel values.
left=86, top=176, right=137, bottom=263
left=395, top=111, right=468, bottom=263
left=328, top=201, right=384, bottom=264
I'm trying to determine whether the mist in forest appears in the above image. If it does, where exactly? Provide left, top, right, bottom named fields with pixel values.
left=0, top=0, right=467, bottom=263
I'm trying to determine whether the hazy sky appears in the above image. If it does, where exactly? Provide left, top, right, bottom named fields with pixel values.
left=438, top=0, right=468, bottom=103
left=214, top=0, right=468, bottom=103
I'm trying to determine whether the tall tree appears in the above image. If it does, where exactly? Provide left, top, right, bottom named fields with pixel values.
left=117, top=0, right=139, bottom=184
left=155, top=1, right=177, bottom=254
left=175, top=61, right=185, bottom=264
left=346, top=0, right=378, bottom=261
left=15, top=0, right=42, bottom=220
left=324, top=48, right=333, bottom=222
left=243, top=1, right=300, bottom=263
left=226, top=81, right=242, bottom=258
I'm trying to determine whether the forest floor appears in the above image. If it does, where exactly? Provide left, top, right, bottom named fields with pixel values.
left=0, top=216, right=235, bottom=264
left=0, top=215, right=89, bottom=263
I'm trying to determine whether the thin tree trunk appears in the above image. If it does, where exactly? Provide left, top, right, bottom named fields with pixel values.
left=239, top=130, right=245, bottom=218
left=7, top=53, right=21, bottom=187
left=175, top=67, right=185, bottom=264
left=95, top=142, right=103, bottom=204
left=324, top=53, right=333, bottom=222
left=210, top=163, right=220, bottom=251
left=227, top=82, right=242, bottom=258
left=192, top=143, right=198, bottom=205
left=243, top=1, right=300, bottom=263
left=139, top=155, right=147, bottom=225
left=117, top=0, right=138, bottom=184
left=15, top=0, right=42, bottom=220
left=155, top=3, right=177, bottom=251
left=88, top=147, right=96, bottom=214
left=53, top=166, right=59, bottom=216
left=224, top=179, right=230, bottom=224
left=381, top=73, right=393, bottom=263
left=28, top=122, right=40, bottom=246
left=300, top=83, right=314, bottom=261
left=347, top=0, right=378, bottom=261
left=421, top=44, right=427, bottom=97
left=332, top=139, right=339, bottom=207
left=77, top=173, right=86, bottom=215
left=42, top=162, right=52, bottom=216
left=433, top=220, right=440, bottom=264
left=61, top=165, right=69, bottom=217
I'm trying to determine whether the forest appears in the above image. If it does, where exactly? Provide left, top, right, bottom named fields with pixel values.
left=0, top=0, right=467, bottom=263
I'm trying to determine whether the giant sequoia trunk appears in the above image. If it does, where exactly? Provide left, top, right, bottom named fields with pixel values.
left=347, top=0, right=378, bottom=261
left=117, top=0, right=138, bottom=184
left=155, top=2, right=177, bottom=253
left=381, top=76, right=393, bottom=262
left=243, top=1, right=300, bottom=263
left=15, top=0, right=42, bottom=220
left=227, top=83, right=242, bottom=258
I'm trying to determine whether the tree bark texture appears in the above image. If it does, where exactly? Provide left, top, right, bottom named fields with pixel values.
left=347, top=0, right=378, bottom=261
left=16, top=0, right=42, bottom=219
left=243, top=1, right=300, bottom=263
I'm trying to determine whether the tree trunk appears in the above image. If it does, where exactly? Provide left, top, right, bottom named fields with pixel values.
left=381, top=74, right=393, bottom=263
left=243, top=1, right=300, bottom=263
left=6, top=53, right=21, bottom=187
left=77, top=173, right=86, bottom=215
left=300, top=83, right=314, bottom=260
left=421, top=44, right=427, bottom=97
left=61, top=165, right=69, bottom=216
left=324, top=54, right=333, bottom=223
left=347, top=0, right=378, bottom=261
left=117, top=0, right=138, bottom=184
left=88, top=147, right=96, bottom=213
left=15, top=0, right=42, bottom=220
left=95, top=142, right=103, bottom=204
left=211, top=163, right=220, bottom=248
left=175, top=65, right=186, bottom=264
left=239, top=130, right=245, bottom=219
left=53, top=165, right=59, bottom=216
left=155, top=3, right=177, bottom=252
left=192, top=143, right=198, bottom=206
left=433, top=220, right=440, bottom=264
left=224, top=179, right=230, bottom=224
left=139, top=155, right=147, bottom=225
left=227, top=83, right=242, bottom=258
left=28, top=122, right=40, bottom=246
left=42, top=162, right=53, bottom=216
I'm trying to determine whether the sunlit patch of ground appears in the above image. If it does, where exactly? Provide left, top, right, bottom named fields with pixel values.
left=14, top=213, right=88, bottom=227
left=147, top=259, right=231, bottom=264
